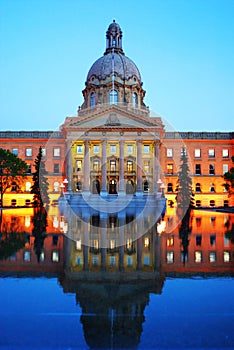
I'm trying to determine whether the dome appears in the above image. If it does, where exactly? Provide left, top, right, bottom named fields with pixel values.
left=86, top=52, right=142, bottom=83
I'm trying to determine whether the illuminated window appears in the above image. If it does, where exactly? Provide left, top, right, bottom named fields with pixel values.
left=25, top=216, right=31, bottom=227
left=126, top=238, right=133, bottom=250
left=127, top=145, right=133, bottom=154
left=143, top=160, right=150, bottom=174
left=127, top=160, right=133, bottom=172
left=76, top=240, right=82, bottom=251
left=26, top=148, right=32, bottom=157
left=195, top=251, right=202, bottom=263
left=208, top=149, right=215, bottom=158
left=209, top=252, right=216, bottom=262
left=110, top=240, right=116, bottom=250
left=144, top=145, right=150, bottom=154
left=167, top=183, right=173, bottom=192
left=52, top=251, right=59, bottom=262
left=93, top=160, right=100, bottom=171
left=223, top=251, right=230, bottom=262
left=194, top=149, right=201, bottom=158
left=167, top=236, right=174, bottom=247
left=90, top=92, right=96, bottom=107
left=41, top=148, right=46, bottom=157
left=93, top=239, right=99, bottom=250
left=144, top=237, right=150, bottom=248
left=167, top=164, right=173, bottom=175
left=25, top=181, right=31, bottom=192
left=93, top=145, right=99, bottom=153
left=110, top=160, right=116, bottom=171
left=167, top=148, right=173, bottom=157
left=76, top=160, right=82, bottom=172
left=132, top=92, right=138, bottom=107
left=209, top=164, right=215, bottom=175
left=222, top=149, right=229, bottom=158
left=53, top=148, right=60, bottom=157
left=24, top=251, right=31, bottom=261
left=53, top=216, right=59, bottom=228
left=110, top=90, right=118, bottom=104
left=195, top=164, right=201, bottom=175
left=53, top=181, right=60, bottom=192
left=12, top=148, right=18, bottom=156
left=223, top=164, right=228, bottom=174
left=167, top=251, right=174, bottom=264
left=77, top=145, right=83, bottom=153
left=110, top=144, right=116, bottom=153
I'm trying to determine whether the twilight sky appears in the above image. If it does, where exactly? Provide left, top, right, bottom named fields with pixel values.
left=0, top=0, right=233, bottom=132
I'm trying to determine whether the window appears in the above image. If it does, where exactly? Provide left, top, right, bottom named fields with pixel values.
left=25, top=181, right=31, bottom=192
left=196, top=235, right=202, bottom=246
left=76, top=256, right=82, bottom=266
left=208, top=149, right=215, bottom=158
left=127, top=256, right=133, bottom=266
left=210, top=235, right=216, bottom=246
left=167, top=183, right=173, bottom=192
left=27, top=164, right=31, bottom=174
left=195, top=164, right=201, bottom=175
left=12, top=148, right=18, bottom=156
left=76, top=160, right=82, bottom=172
left=93, top=145, right=99, bottom=153
left=143, top=160, right=150, bottom=174
left=90, top=92, right=96, bottom=107
left=196, top=200, right=201, bottom=207
left=167, top=164, right=173, bottom=175
left=167, top=148, right=173, bottom=157
left=110, top=160, right=116, bottom=171
left=110, top=144, right=116, bottom=153
left=167, top=251, right=174, bottom=264
left=52, top=251, right=59, bottom=262
left=76, top=240, right=82, bottom=251
left=223, top=164, right=228, bottom=174
left=144, top=255, right=150, bottom=266
left=93, top=160, right=100, bottom=171
left=41, top=148, right=46, bottom=157
left=144, top=145, right=150, bottom=154
left=209, top=164, right=215, bottom=175
left=209, top=252, right=216, bottom=263
left=127, top=144, right=133, bottom=154
left=210, top=184, right=215, bottom=192
left=26, top=148, right=32, bottom=157
left=224, top=200, right=229, bottom=207
left=181, top=148, right=187, bottom=156
left=92, top=257, right=98, bottom=266
left=25, top=199, right=30, bottom=206
left=77, top=145, right=83, bottom=153
left=195, top=251, right=202, bottom=263
left=223, top=251, right=230, bottom=262
left=53, top=148, right=60, bottom=157
left=127, top=160, right=133, bottom=172
left=194, top=149, right=201, bottom=158
left=53, top=181, right=60, bottom=192
left=24, top=251, right=31, bottom=262
left=222, top=149, right=229, bottom=158
left=210, top=200, right=215, bottom=207
left=195, top=183, right=201, bottom=192
left=144, top=237, right=150, bottom=248
left=11, top=182, right=17, bottom=192
left=54, top=164, right=59, bottom=174
left=167, top=236, right=174, bottom=247
left=109, top=256, right=116, bottom=266
left=110, top=90, right=118, bottom=104
left=132, top=92, right=138, bottom=107
left=11, top=199, right=17, bottom=206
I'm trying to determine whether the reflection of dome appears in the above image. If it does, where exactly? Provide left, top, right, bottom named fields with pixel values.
left=87, top=53, right=142, bottom=84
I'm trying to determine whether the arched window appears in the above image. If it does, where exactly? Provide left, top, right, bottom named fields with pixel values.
left=110, top=90, right=118, bottom=104
left=90, top=92, right=96, bottom=107
left=167, top=183, right=173, bottom=192
left=195, top=183, right=201, bottom=192
left=132, top=93, right=138, bottom=107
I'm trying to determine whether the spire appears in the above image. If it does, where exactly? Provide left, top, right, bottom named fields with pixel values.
left=105, top=19, right=124, bottom=55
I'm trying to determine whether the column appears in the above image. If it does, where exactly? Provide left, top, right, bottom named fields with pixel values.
left=100, top=139, right=107, bottom=196
left=118, top=139, right=125, bottom=195
left=83, top=140, right=90, bottom=193
left=136, top=139, right=143, bottom=196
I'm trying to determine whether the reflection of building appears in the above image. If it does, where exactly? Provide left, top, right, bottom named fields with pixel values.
left=0, top=20, right=233, bottom=208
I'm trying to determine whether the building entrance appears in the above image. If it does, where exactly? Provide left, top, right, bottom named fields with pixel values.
left=109, top=179, right=117, bottom=194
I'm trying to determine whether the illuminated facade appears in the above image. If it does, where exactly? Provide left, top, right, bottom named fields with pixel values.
left=0, top=21, right=233, bottom=208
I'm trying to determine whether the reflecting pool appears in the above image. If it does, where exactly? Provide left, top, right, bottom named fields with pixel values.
left=0, top=207, right=233, bottom=349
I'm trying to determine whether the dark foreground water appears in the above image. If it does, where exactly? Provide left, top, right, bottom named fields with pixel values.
left=0, top=276, right=233, bottom=350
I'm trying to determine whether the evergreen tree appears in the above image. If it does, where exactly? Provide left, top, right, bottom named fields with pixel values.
left=31, top=147, right=50, bottom=207
left=176, top=148, right=194, bottom=217
left=0, top=148, right=27, bottom=207
left=223, top=156, right=234, bottom=198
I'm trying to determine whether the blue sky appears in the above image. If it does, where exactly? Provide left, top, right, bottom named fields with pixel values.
left=0, top=0, right=233, bottom=131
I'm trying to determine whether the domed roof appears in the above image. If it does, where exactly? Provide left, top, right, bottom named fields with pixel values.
left=86, top=52, right=142, bottom=83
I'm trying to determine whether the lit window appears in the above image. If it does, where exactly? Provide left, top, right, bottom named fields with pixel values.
left=76, top=145, right=83, bottom=153
left=24, top=251, right=31, bottom=261
left=132, top=92, right=138, bottom=107
left=76, top=160, right=82, bottom=172
left=209, top=164, right=215, bottom=175
left=222, top=149, right=229, bottom=158
left=167, top=148, right=173, bottom=157
left=110, top=90, right=118, bottom=104
left=26, top=148, right=32, bottom=157
left=110, top=239, right=116, bottom=250
left=208, top=149, right=215, bottom=158
left=53, top=181, right=59, bottom=192
left=167, top=236, right=174, bottom=247
left=195, top=251, right=202, bottom=263
left=90, top=92, right=96, bottom=107
left=209, top=252, right=216, bottom=262
left=144, top=255, right=150, bottom=266
left=52, top=251, right=59, bottom=262
left=144, top=237, right=150, bottom=248
left=93, top=145, right=99, bottom=153
left=223, top=164, right=228, bottom=174
left=41, top=148, right=46, bottom=156
left=53, top=216, right=59, bottom=228
left=127, top=160, right=133, bottom=172
left=195, top=164, right=201, bottom=175
left=110, top=160, right=116, bottom=171
left=53, top=148, right=60, bottom=157
left=127, top=145, right=133, bottom=154
left=126, top=238, right=133, bottom=250
left=223, top=251, right=230, bottom=262
left=143, top=160, right=150, bottom=174
left=167, top=251, right=174, bottom=264
left=167, top=164, right=173, bottom=175
left=12, top=148, right=18, bottom=156
left=93, top=239, right=99, bottom=249
left=110, top=144, right=116, bottom=153
left=93, top=160, right=100, bottom=171
left=25, top=181, right=31, bottom=192
left=76, top=240, right=82, bottom=251
left=127, top=256, right=133, bottom=266
left=25, top=216, right=31, bottom=227
left=194, top=149, right=201, bottom=158
left=144, top=145, right=150, bottom=154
